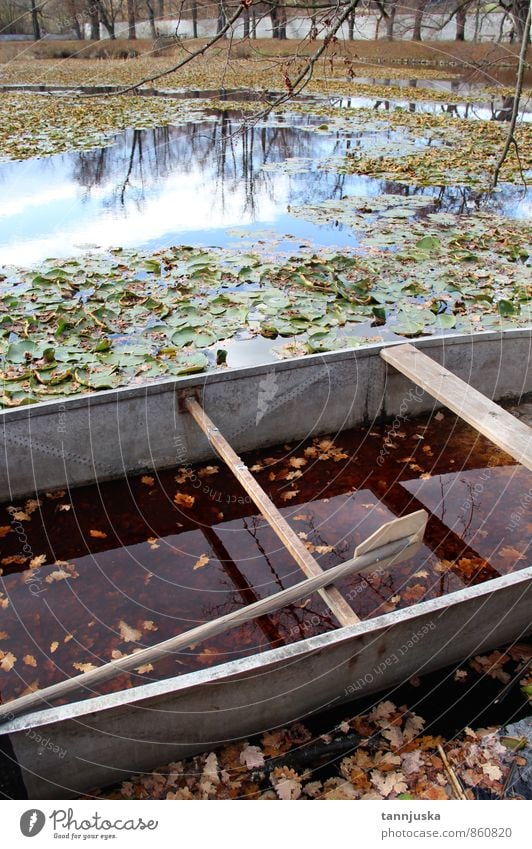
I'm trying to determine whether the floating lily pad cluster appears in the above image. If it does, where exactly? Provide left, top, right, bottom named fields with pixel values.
left=1, top=204, right=529, bottom=407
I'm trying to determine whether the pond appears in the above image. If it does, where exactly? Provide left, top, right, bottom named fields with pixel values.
left=0, top=108, right=529, bottom=266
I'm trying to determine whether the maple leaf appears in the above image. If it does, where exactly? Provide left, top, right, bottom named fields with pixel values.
left=271, top=766, right=302, bottom=800
left=193, top=553, right=209, bottom=570
left=23, top=654, right=37, bottom=667
left=174, top=492, right=195, bottom=508
left=289, top=457, right=307, bottom=469
left=370, top=769, right=407, bottom=798
left=141, top=475, right=155, bottom=486
left=119, top=620, right=142, bottom=643
left=239, top=745, right=265, bottom=770
left=90, top=529, right=108, bottom=539
left=0, top=650, right=17, bottom=671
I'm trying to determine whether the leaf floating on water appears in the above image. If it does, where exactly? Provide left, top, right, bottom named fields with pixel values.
left=141, top=476, right=155, bottom=487
left=90, top=529, right=108, bottom=539
left=135, top=663, right=154, bottom=675
left=29, top=554, right=47, bottom=569
left=118, top=620, right=142, bottom=643
left=193, top=553, right=210, bottom=571
left=73, top=662, right=97, bottom=673
left=281, top=490, right=299, bottom=502
left=143, top=620, right=158, bottom=632
left=0, top=651, right=17, bottom=671
left=174, top=492, right=195, bottom=508
left=50, top=641, right=59, bottom=653
left=23, top=655, right=37, bottom=667
left=0, top=526, right=11, bottom=538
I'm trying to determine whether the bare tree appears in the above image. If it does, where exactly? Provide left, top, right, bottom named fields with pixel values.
left=412, top=0, right=428, bottom=41
left=127, top=0, right=136, bottom=38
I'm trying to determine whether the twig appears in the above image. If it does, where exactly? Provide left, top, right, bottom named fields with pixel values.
left=491, top=2, right=531, bottom=188
left=438, top=744, right=467, bottom=800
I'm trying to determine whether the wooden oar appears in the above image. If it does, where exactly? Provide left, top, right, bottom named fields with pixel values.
left=184, top=396, right=359, bottom=626
left=0, top=509, right=427, bottom=724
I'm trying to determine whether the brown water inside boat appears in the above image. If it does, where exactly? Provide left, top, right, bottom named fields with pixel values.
left=0, top=408, right=530, bottom=707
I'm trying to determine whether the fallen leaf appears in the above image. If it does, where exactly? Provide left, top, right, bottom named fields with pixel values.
left=29, top=554, right=47, bottom=569
left=0, top=526, right=11, bottom=538
left=73, top=662, right=97, bottom=673
left=193, top=553, right=210, bottom=570
left=119, top=620, right=142, bottom=643
left=89, top=529, right=108, bottom=539
left=240, top=745, right=265, bottom=770
left=0, top=651, right=17, bottom=671
left=271, top=766, right=302, bottom=800
left=50, top=641, right=59, bottom=653
left=135, top=663, right=154, bottom=674
left=370, top=769, right=407, bottom=798
left=141, top=475, right=155, bottom=486
left=281, top=490, right=299, bottom=502
left=143, top=620, right=158, bottom=631
left=174, top=492, right=195, bottom=508
left=23, top=654, right=37, bottom=667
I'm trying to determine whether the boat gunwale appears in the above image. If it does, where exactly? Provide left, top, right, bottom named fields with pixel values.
left=0, top=328, right=529, bottom=423
left=2, top=560, right=531, bottom=736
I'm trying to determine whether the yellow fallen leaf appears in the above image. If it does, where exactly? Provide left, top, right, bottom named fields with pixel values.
left=141, top=475, right=155, bottom=486
left=73, top=662, right=97, bottom=673
left=90, top=529, right=108, bottom=539
left=143, top=620, right=158, bottom=631
left=0, top=651, right=17, bottom=671
left=174, top=492, right=195, bottom=508
left=193, top=553, right=210, bottom=570
left=50, top=641, right=59, bottom=653
left=29, top=554, right=47, bottom=569
left=198, top=465, right=219, bottom=477
left=119, top=620, right=142, bottom=643
left=281, top=490, right=299, bottom=502
left=135, top=663, right=154, bottom=674
left=23, top=654, right=37, bottom=667
left=58, top=504, right=72, bottom=511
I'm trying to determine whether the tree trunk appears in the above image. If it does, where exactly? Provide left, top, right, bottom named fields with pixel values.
left=89, top=7, right=100, bottom=40
left=252, top=8, right=257, bottom=38
left=192, top=0, right=198, bottom=38
left=386, top=4, right=396, bottom=40
left=95, top=1, right=115, bottom=38
left=243, top=7, right=250, bottom=38
left=455, top=3, right=467, bottom=41
left=412, top=0, right=426, bottom=41
left=30, top=0, right=41, bottom=41
left=127, top=0, right=136, bottom=39
left=158, top=0, right=164, bottom=18
left=146, top=0, right=157, bottom=38
left=73, top=15, right=84, bottom=39
left=512, top=0, right=531, bottom=42
left=271, top=4, right=286, bottom=39
left=217, top=0, right=226, bottom=34
left=348, top=11, right=354, bottom=40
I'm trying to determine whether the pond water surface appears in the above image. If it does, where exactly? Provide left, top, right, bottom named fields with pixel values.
left=0, top=110, right=529, bottom=266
